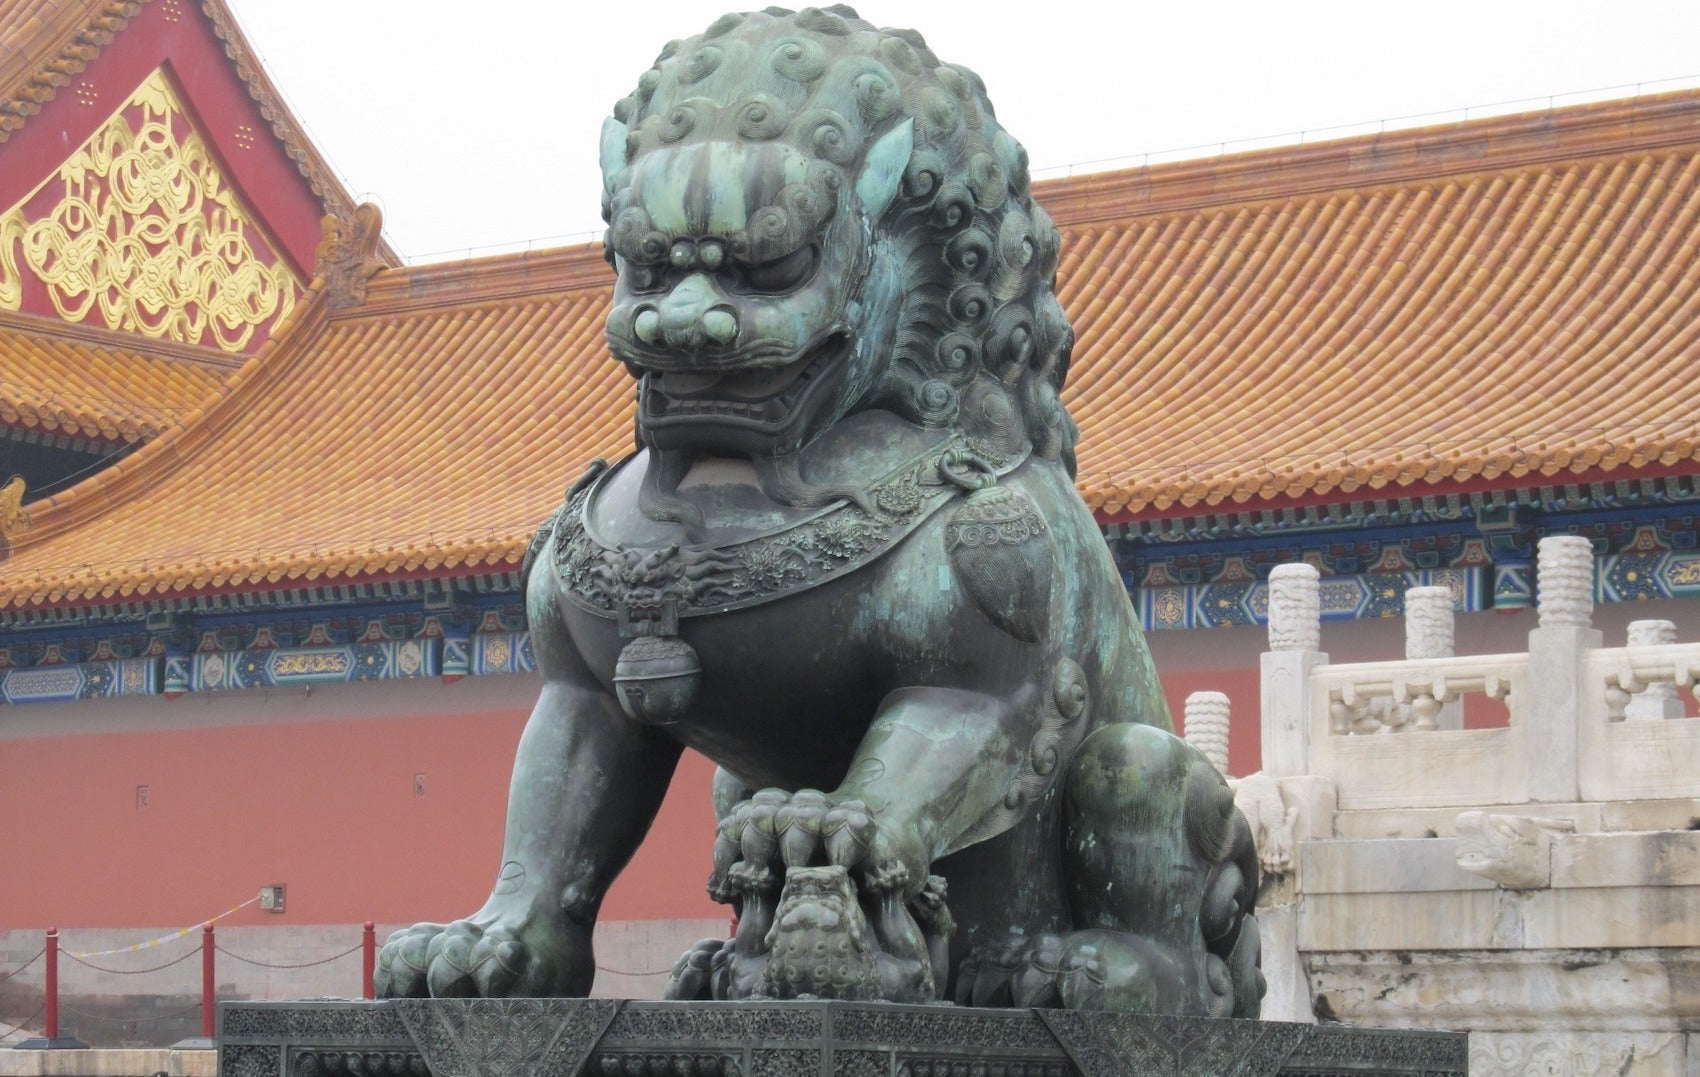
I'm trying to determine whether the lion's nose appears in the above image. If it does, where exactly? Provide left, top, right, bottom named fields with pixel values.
left=701, top=309, right=738, bottom=345
left=638, top=273, right=740, bottom=353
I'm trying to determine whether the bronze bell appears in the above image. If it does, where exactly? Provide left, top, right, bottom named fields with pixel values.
left=614, top=633, right=701, bottom=725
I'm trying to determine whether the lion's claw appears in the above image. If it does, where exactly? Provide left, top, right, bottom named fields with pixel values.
left=373, top=922, right=438, bottom=998
left=776, top=789, right=831, bottom=867
left=375, top=912, right=584, bottom=998
left=822, top=799, right=873, bottom=867
left=663, top=938, right=727, bottom=1001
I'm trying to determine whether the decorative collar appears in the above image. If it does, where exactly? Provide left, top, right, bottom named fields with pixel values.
left=552, top=437, right=1028, bottom=624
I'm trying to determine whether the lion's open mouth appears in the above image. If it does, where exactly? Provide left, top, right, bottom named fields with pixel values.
left=639, top=332, right=847, bottom=431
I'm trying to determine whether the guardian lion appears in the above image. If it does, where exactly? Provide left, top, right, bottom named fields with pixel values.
left=377, top=5, right=1263, bottom=1016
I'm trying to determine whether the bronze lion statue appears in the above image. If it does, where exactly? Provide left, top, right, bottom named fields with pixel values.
left=377, top=5, right=1263, bottom=1017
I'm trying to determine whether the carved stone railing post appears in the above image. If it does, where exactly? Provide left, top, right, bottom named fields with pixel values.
left=1624, top=619, right=1684, bottom=720
left=1263, top=563, right=1325, bottom=777
left=1524, top=536, right=1601, bottom=801
left=1404, top=585, right=1462, bottom=731
left=1184, top=691, right=1231, bottom=774
left=1268, top=564, right=1322, bottom=653
left=1247, top=576, right=1339, bottom=1027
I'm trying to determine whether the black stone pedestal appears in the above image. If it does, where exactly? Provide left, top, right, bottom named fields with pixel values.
left=218, top=999, right=1467, bottom=1076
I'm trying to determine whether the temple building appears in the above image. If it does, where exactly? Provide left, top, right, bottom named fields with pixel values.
left=3, top=0, right=1700, bottom=1053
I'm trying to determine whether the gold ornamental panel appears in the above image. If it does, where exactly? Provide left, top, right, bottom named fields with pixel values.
left=0, top=67, right=302, bottom=352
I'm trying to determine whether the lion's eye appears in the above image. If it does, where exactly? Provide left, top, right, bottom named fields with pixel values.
left=627, top=263, right=667, bottom=293
left=737, top=245, right=817, bottom=294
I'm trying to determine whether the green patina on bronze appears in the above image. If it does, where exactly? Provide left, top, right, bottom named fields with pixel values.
left=378, top=5, right=1264, bottom=1017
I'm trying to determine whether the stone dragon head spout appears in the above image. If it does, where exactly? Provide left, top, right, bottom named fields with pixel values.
left=601, top=5, right=1078, bottom=478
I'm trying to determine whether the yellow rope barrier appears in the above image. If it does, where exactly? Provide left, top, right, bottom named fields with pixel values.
left=67, top=893, right=262, bottom=959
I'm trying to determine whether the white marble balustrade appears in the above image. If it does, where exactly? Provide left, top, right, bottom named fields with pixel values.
left=1252, top=535, right=1700, bottom=809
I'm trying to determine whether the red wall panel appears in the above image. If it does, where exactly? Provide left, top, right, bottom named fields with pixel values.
left=0, top=712, right=723, bottom=930
left=1161, top=665, right=1263, bottom=777
left=1, top=658, right=1277, bottom=933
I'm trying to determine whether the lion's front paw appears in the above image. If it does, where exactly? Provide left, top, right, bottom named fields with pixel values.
left=709, top=787, right=924, bottom=901
left=375, top=908, right=588, bottom=999
left=707, top=787, right=944, bottom=1002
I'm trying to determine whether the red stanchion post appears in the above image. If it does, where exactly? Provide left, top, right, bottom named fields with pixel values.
left=362, top=922, right=375, bottom=1000
left=201, top=923, right=215, bottom=1040
left=44, top=927, right=58, bottom=1041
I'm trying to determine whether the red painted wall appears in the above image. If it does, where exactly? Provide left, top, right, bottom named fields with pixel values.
left=0, top=710, right=723, bottom=930
left=0, top=665, right=1264, bottom=933
left=0, top=617, right=1516, bottom=935
left=1161, top=665, right=1263, bottom=777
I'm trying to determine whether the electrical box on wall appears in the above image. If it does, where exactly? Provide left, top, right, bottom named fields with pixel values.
left=259, top=885, right=286, bottom=912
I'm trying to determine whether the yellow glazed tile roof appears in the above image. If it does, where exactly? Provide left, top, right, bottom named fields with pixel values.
left=1, top=250, right=632, bottom=606
left=0, top=316, right=230, bottom=443
left=4, top=88, right=1700, bottom=609
left=0, top=1, right=138, bottom=134
left=1044, top=87, right=1700, bottom=518
left=1060, top=146, right=1700, bottom=516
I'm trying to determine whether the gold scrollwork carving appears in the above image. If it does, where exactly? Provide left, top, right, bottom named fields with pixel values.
left=272, top=652, right=351, bottom=677
left=1667, top=558, right=1700, bottom=587
left=0, top=67, right=301, bottom=351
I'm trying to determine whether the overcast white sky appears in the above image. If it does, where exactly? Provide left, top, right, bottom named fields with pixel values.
left=224, top=1, right=1700, bottom=263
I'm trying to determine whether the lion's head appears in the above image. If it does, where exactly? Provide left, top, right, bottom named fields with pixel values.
left=601, top=5, right=1077, bottom=483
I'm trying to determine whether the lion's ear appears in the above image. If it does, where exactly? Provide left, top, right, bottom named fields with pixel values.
left=856, top=119, right=914, bottom=221
left=601, top=117, right=632, bottom=198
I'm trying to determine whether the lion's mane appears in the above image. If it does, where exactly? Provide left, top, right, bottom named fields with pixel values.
left=604, top=5, right=1080, bottom=475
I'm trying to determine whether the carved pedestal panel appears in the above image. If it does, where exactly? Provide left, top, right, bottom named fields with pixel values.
left=218, top=1000, right=1466, bottom=1077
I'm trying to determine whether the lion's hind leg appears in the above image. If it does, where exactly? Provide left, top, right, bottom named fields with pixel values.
left=958, top=724, right=1264, bottom=1016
